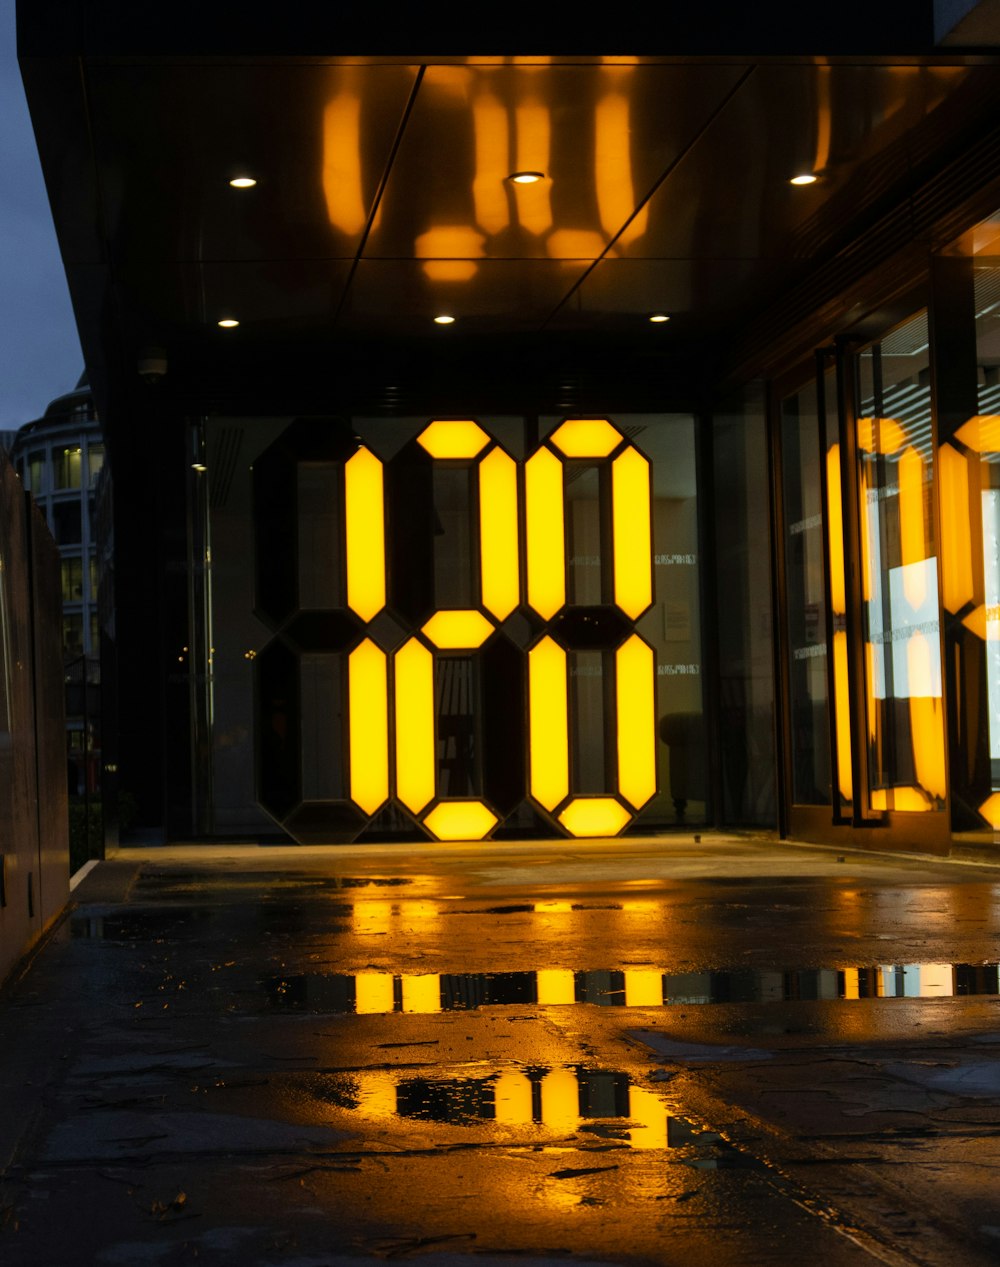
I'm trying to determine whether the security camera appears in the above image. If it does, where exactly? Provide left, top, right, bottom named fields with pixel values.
left=138, top=346, right=167, bottom=384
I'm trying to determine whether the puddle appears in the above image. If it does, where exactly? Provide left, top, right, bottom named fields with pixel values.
left=260, top=963, right=1000, bottom=1013
left=298, top=1062, right=745, bottom=1156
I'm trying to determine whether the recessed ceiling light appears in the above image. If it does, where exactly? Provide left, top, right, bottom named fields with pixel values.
left=649, top=313, right=670, bottom=323
left=191, top=462, right=207, bottom=472
left=790, top=173, right=818, bottom=186
left=433, top=314, right=456, bottom=325
left=229, top=176, right=257, bottom=188
left=217, top=318, right=239, bottom=328
left=508, top=171, right=545, bottom=185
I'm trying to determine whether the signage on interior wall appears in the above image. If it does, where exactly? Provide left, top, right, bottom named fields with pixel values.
left=253, top=417, right=657, bottom=843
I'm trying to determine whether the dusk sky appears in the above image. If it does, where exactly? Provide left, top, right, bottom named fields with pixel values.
left=0, top=8, right=84, bottom=434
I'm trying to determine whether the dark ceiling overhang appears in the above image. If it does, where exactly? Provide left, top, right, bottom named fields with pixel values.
left=17, top=0, right=1000, bottom=431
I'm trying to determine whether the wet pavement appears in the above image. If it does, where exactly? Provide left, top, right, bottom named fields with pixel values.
left=2, top=833, right=1000, bottom=1265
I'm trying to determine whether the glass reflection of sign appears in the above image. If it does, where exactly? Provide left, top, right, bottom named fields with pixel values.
left=253, top=417, right=657, bottom=843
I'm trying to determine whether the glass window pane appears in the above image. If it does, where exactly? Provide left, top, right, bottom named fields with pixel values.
left=62, top=613, right=84, bottom=659
left=61, top=557, right=83, bottom=603
left=28, top=451, right=45, bottom=494
left=52, top=501, right=82, bottom=545
left=55, top=446, right=82, bottom=489
left=87, top=443, right=105, bottom=488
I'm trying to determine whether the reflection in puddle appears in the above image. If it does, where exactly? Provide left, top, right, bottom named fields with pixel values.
left=262, top=963, right=1000, bottom=1013
left=310, top=1063, right=738, bottom=1154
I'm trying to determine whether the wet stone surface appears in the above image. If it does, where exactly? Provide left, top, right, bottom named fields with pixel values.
left=3, top=837, right=1000, bottom=1265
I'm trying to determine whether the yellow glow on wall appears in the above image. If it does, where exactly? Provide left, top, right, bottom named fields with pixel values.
left=415, top=226, right=485, bottom=259
left=857, top=416, right=905, bottom=454
left=613, top=447, right=653, bottom=618
left=624, top=970, right=663, bottom=1007
left=322, top=94, right=366, bottom=236
left=354, top=972, right=395, bottom=1014
left=826, top=445, right=846, bottom=614
left=422, top=261, right=479, bottom=282
left=400, top=974, right=441, bottom=1013
left=938, top=442, right=975, bottom=613
left=833, top=631, right=853, bottom=800
left=394, top=638, right=436, bottom=813
left=899, top=446, right=927, bottom=610
left=525, top=448, right=565, bottom=618
left=417, top=419, right=490, bottom=459
left=348, top=640, right=389, bottom=814
left=513, top=101, right=552, bottom=236
left=422, top=800, right=498, bottom=840
left=549, top=418, right=622, bottom=458
left=494, top=1071, right=533, bottom=1124
left=616, top=635, right=656, bottom=809
left=479, top=448, right=519, bottom=620
left=558, top=797, right=630, bottom=837
left=536, top=968, right=576, bottom=1004
left=627, top=1087, right=668, bottom=1149
left=978, top=791, right=1000, bottom=828
left=345, top=447, right=386, bottom=620
left=421, top=609, right=495, bottom=649
left=546, top=228, right=607, bottom=258
left=528, top=636, right=569, bottom=810
left=472, top=91, right=510, bottom=236
left=540, top=1068, right=579, bottom=1133
left=595, top=92, right=646, bottom=242
left=955, top=414, right=1000, bottom=453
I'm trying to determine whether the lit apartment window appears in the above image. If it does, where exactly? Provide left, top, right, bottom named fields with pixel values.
left=55, top=446, right=83, bottom=490
left=87, top=444, right=105, bottom=488
left=27, top=451, right=45, bottom=493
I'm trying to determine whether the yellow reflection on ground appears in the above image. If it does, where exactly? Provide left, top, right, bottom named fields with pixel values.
left=616, top=635, right=656, bottom=809
left=612, top=447, right=653, bottom=619
left=536, top=968, right=576, bottom=1004
left=525, top=449, right=566, bottom=618
left=352, top=900, right=393, bottom=936
left=841, top=968, right=861, bottom=1000
left=418, top=419, right=490, bottom=459
left=539, top=1067, right=579, bottom=1133
left=400, top=974, right=441, bottom=1013
left=558, top=797, right=631, bottom=837
left=322, top=92, right=366, bottom=236
left=355, top=1071, right=398, bottom=1118
left=938, top=442, right=975, bottom=613
left=627, top=1086, right=668, bottom=1149
left=549, top=418, right=622, bottom=458
left=345, top=447, right=386, bottom=620
left=421, top=609, right=494, bottom=649
left=394, top=638, right=436, bottom=813
left=348, top=640, right=389, bottom=814
left=624, top=970, right=663, bottom=1007
left=494, top=1071, right=533, bottom=1125
left=479, top=448, right=519, bottom=620
left=528, top=636, right=569, bottom=810
left=354, top=972, right=395, bottom=1015
left=423, top=801, right=497, bottom=841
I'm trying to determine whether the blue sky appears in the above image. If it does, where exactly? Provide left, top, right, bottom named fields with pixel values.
left=0, top=8, right=84, bottom=432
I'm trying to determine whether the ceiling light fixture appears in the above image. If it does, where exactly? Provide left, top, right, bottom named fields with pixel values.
left=433, top=314, right=456, bottom=325
left=191, top=462, right=207, bottom=472
left=217, top=318, right=239, bottom=328
left=649, top=314, right=670, bottom=323
left=790, top=173, right=818, bottom=186
left=229, top=176, right=257, bottom=188
left=508, top=171, right=545, bottom=185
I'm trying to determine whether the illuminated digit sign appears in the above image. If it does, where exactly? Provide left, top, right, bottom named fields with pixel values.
left=253, top=416, right=657, bottom=843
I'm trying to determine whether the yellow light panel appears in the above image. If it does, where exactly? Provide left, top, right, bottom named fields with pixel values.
left=826, top=445, right=846, bottom=614
left=558, top=797, right=631, bottom=837
left=624, top=970, right=663, bottom=1007
left=528, top=636, right=569, bottom=810
left=354, top=972, right=395, bottom=1014
left=536, top=968, right=576, bottom=1004
left=870, top=786, right=931, bottom=812
left=963, top=604, right=988, bottom=640
left=345, top=447, right=386, bottom=621
left=898, top=445, right=926, bottom=609
left=616, top=635, right=656, bottom=810
left=549, top=418, right=622, bottom=458
left=421, top=609, right=494, bottom=649
left=417, top=419, right=490, bottom=459
left=422, top=800, right=498, bottom=841
left=938, top=442, right=975, bottom=614
left=857, top=416, right=905, bottom=454
left=978, top=791, right=1000, bottom=828
left=400, top=974, right=441, bottom=1013
left=612, top=447, right=653, bottom=619
left=833, top=631, right=853, bottom=801
left=525, top=448, right=566, bottom=619
left=322, top=94, right=366, bottom=236
left=394, top=637, right=436, bottom=813
left=348, top=640, right=389, bottom=814
left=479, top=448, right=520, bottom=620
left=494, top=1071, right=533, bottom=1124
left=956, top=414, right=1000, bottom=453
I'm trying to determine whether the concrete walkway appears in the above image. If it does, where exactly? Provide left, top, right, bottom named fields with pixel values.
left=1, top=833, right=999, bottom=1265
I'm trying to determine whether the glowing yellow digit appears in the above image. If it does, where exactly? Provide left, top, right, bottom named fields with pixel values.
left=348, top=639, right=388, bottom=814
left=344, top=446, right=386, bottom=620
